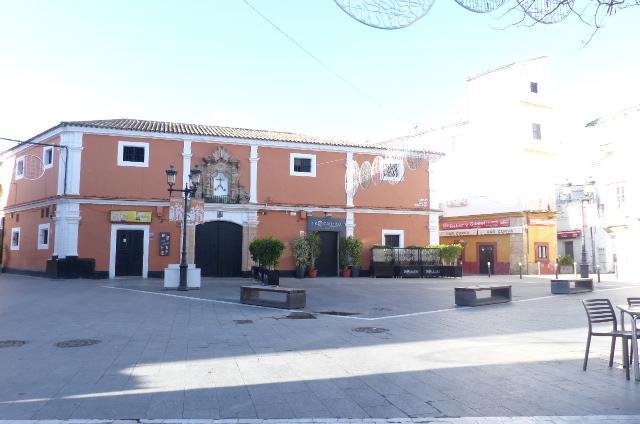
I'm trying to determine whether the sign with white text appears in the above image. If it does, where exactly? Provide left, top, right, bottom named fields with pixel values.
left=477, top=226, right=523, bottom=235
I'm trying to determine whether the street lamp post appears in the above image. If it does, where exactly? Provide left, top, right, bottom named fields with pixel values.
left=166, top=164, right=201, bottom=291
left=579, top=197, right=590, bottom=278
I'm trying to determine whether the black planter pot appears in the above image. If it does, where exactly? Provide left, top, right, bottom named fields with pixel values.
left=252, top=266, right=261, bottom=280
left=351, top=266, right=361, bottom=278
left=266, top=270, right=280, bottom=285
left=295, top=266, right=305, bottom=279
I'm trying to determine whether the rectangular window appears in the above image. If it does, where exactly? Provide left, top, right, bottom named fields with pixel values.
left=382, top=229, right=404, bottom=248
left=532, top=123, right=542, bottom=140
left=38, top=223, right=50, bottom=250
left=10, top=228, right=20, bottom=250
left=289, top=153, right=316, bottom=177
left=15, top=157, right=25, bottom=179
left=293, top=157, right=312, bottom=173
left=536, top=243, right=549, bottom=260
left=43, top=146, right=54, bottom=168
left=118, top=141, right=149, bottom=167
left=564, top=241, right=573, bottom=259
left=530, top=82, right=538, bottom=93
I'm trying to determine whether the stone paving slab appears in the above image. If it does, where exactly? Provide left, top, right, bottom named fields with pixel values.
left=1, top=274, right=639, bottom=421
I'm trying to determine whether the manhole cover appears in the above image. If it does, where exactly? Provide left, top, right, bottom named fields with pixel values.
left=0, top=340, right=27, bottom=348
left=55, top=339, right=101, bottom=348
left=315, top=311, right=360, bottom=316
left=233, top=319, right=253, bottom=324
left=285, top=312, right=316, bottom=319
left=353, top=327, right=389, bottom=334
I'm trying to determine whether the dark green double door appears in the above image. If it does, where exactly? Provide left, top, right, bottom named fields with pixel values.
left=195, top=221, right=243, bottom=277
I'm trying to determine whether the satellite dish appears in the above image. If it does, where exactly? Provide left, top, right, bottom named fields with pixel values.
left=334, top=0, right=435, bottom=30
left=21, top=154, right=45, bottom=180
left=360, top=161, right=372, bottom=189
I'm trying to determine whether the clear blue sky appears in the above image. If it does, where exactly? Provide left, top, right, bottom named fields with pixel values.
left=1, top=0, right=639, bottom=143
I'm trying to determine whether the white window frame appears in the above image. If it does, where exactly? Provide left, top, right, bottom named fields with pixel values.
left=37, top=223, right=50, bottom=250
left=117, top=141, right=149, bottom=167
left=43, top=146, right=54, bottom=169
left=289, top=153, right=316, bottom=177
left=382, top=158, right=404, bottom=182
left=15, top=156, right=25, bottom=180
left=382, top=229, right=404, bottom=248
left=10, top=227, right=20, bottom=250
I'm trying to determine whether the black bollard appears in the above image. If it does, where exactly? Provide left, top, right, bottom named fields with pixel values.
left=597, top=265, right=601, bottom=283
left=487, top=261, right=491, bottom=278
left=519, top=262, right=522, bottom=279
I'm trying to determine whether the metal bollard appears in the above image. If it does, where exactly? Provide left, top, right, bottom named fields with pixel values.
left=555, top=262, right=558, bottom=279
left=518, top=262, right=522, bottom=279
left=573, top=262, right=577, bottom=277
left=487, top=261, right=491, bottom=278
left=596, top=264, right=601, bottom=283
left=537, top=261, right=541, bottom=276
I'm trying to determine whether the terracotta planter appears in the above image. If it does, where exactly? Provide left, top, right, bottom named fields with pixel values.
left=341, top=268, right=352, bottom=278
left=308, top=268, right=319, bottom=278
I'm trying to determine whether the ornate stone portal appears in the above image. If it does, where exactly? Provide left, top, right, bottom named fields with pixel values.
left=198, top=147, right=249, bottom=203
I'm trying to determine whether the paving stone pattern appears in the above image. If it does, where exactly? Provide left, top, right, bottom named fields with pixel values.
left=0, top=274, right=638, bottom=421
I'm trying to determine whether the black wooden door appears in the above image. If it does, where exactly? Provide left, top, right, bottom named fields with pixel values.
left=115, top=229, right=144, bottom=276
left=195, top=221, right=243, bottom=277
left=317, top=231, right=338, bottom=277
left=478, top=245, right=495, bottom=274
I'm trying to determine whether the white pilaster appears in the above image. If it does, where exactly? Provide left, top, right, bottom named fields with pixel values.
left=57, top=131, right=83, bottom=195
left=53, top=201, right=81, bottom=258
left=182, top=140, right=192, bottom=187
left=429, top=214, right=440, bottom=245
left=250, top=145, right=259, bottom=203
left=346, top=210, right=355, bottom=237
left=346, top=152, right=354, bottom=207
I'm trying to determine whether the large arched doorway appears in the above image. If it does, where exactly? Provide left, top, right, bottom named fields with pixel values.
left=195, top=221, right=243, bottom=277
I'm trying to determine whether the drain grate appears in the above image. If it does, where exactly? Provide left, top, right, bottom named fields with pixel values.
left=353, top=327, right=389, bottom=334
left=0, top=340, right=27, bottom=348
left=315, top=311, right=360, bottom=316
left=233, top=319, right=253, bottom=324
left=55, top=339, right=101, bottom=348
left=285, top=312, right=316, bottom=319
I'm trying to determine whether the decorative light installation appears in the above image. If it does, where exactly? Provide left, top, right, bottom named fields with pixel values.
left=335, top=0, right=583, bottom=28
left=519, top=0, right=574, bottom=23
left=454, top=0, right=506, bottom=12
left=334, top=0, right=435, bottom=29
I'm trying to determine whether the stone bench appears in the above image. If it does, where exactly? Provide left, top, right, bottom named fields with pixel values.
left=550, top=278, right=594, bottom=294
left=240, top=285, right=306, bottom=309
left=455, top=285, right=512, bottom=307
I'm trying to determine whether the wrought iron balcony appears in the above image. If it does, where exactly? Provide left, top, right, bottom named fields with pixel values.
left=205, top=194, right=241, bottom=204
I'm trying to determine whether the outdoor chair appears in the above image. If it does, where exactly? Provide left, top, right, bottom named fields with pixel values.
left=628, top=297, right=640, bottom=307
left=582, top=299, right=632, bottom=378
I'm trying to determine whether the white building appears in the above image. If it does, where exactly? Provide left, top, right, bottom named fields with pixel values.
left=584, top=104, right=640, bottom=280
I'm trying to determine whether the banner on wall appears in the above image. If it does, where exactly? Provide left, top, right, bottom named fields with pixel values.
left=110, top=210, right=152, bottom=223
left=169, top=198, right=205, bottom=224
left=441, top=218, right=509, bottom=230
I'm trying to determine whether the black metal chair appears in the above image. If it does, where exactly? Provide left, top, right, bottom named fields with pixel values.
left=628, top=297, right=640, bottom=307
left=582, top=299, right=632, bottom=379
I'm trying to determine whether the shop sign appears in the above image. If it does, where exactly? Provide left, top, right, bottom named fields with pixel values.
left=110, top=210, right=152, bottom=223
left=557, top=230, right=581, bottom=239
left=441, top=218, right=509, bottom=230
left=477, top=226, right=523, bottom=235
left=529, top=218, right=555, bottom=226
left=440, top=229, right=478, bottom=237
left=308, top=216, right=346, bottom=234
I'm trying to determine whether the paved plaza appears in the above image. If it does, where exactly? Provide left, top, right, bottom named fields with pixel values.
left=0, top=273, right=639, bottom=423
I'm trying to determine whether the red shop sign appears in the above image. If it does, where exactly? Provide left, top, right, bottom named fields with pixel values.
left=558, top=230, right=581, bottom=239
left=441, top=218, right=510, bottom=230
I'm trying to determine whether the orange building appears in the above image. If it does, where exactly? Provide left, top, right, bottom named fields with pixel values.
left=440, top=211, right=558, bottom=275
left=0, top=119, right=441, bottom=278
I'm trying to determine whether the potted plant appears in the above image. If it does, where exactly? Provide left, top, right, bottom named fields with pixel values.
left=259, top=237, right=285, bottom=285
left=439, top=243, right=464, bottom=278
left=349, top=237, right=363, bottom=277
left=249, top=238, right=264, bottom=280
left=293, top=235, right=310, bottom=279
left=559, top=255, right=574, bottom=274
left=307, top=232, right=321, bottom=278
left=339, top=237, right=352, bottom=277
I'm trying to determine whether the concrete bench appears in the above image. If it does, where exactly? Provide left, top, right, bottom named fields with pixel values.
left=240, top=285, right=306, bottom=309
left=550, top=278, right=594, bottom=294
left=455, top=285, right=512, bottom=307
